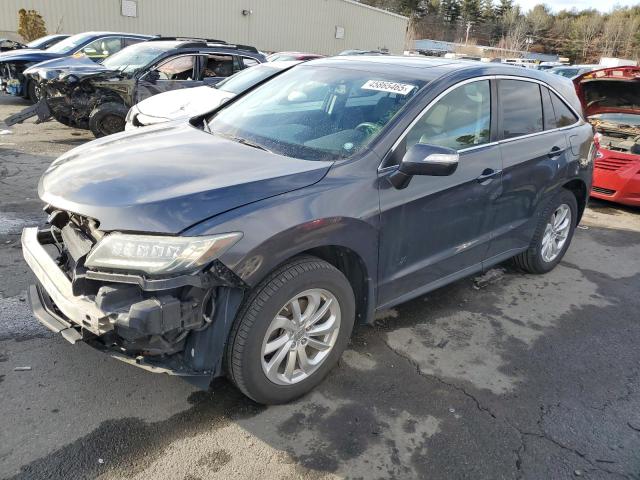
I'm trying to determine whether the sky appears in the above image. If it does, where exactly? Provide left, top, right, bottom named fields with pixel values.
left=514, top=0, right=640, bottom=13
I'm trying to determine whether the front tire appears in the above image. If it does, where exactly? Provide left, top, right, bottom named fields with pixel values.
left=88, top=102, right=129, bottom=137
left=226, top=256, right=355, bottom=404
left=513, top=189, right=578, bottom=274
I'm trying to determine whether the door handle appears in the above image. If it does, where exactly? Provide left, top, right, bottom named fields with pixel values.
left=476, top=168, right=502, bottom=183
left=547, top=146, right=566, bottom=158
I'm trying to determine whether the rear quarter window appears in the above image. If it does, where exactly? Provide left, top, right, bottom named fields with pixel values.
left=499, top=80, right=543, bottom=139
left=550, top=90, right=578, bottom=127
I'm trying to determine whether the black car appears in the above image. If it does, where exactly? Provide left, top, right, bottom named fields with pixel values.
left=22, top=57, right=594, bottom=404
left=0, top=34, right=69, bottom=53
left=0, top=31, right=150, bottom=101
left=8, top=38, right=266, bottom=137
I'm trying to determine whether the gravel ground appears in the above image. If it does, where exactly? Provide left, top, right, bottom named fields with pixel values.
left=1, top=94, right=640, bottom=480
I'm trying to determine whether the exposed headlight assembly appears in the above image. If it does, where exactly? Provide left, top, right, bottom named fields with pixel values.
left=85, top=232, right=242, bottom=276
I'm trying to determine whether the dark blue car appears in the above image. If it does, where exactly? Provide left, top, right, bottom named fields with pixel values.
left=0, top=31, right=150, bottom=101
left=0, top=34, right=69, bottom=52
left=21, top=57, right=594, bottom=404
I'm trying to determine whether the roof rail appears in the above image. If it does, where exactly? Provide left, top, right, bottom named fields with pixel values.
left=233, top=44, right=259, bottom=53
left=147, top=36, right=260, bottom=54
left=148, top=36, right=228, bottom=44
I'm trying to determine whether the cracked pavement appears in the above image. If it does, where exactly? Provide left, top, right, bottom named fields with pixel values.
left=1, top=95, right=640, bottom=479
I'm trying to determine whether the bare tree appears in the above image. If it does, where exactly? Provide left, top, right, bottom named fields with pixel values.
left=573, top=14, right=603, bottom=62
left=498, top=7, right=528, bottom=53
left=601, top=11, right=627, bottom=57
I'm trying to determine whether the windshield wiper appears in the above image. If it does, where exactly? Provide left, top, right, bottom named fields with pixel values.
left=234, top=136, right=271, bottom=153
left=212, top=130, right=271, bottom=152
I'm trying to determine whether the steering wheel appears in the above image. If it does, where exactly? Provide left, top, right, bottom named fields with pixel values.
left=355, top=122, right=381, bottom=136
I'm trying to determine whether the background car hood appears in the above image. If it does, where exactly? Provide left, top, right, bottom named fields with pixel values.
left=135, top=86, right=233, bottom=120
left=0, top=50, right=63, bottom=63
left=574, top=66, right=640, bottom=117
left=39, top=123, right=332, bottom=233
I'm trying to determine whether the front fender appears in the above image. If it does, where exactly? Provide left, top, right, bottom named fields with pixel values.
left=183, top=163, right=380, bottom=290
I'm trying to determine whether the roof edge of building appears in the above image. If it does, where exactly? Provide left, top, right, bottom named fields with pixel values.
left=341, top=0, right=409, bottom=21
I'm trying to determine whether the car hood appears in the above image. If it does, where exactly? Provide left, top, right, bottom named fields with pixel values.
left=135, top=86, right=233, bottom=120
left=24, top=56, right=112, bottom=81
left=39, top=122, right=332, bottom=233
left=0, top=50, right=64, bottom=63
left=574, top=66, right=640, bottom=117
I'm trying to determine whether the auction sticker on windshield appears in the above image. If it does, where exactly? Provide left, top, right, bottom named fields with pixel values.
left=362, top=80, right=416, bottom=95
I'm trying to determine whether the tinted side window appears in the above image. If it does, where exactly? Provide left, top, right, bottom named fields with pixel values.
left=81, top=37, right=123, bottom=59
left=123, top=37, right=144, bottom=48
left=499, top=80, right=543, bottom=139
left=403, top=80, right=491, bottom=152
left=542, top=87, right=556, bottom=131
left=203, top=55, right=234, bottom=78
left=156, top=56, right=195, bottom=81
left=550, top=91, right=578, bottom=127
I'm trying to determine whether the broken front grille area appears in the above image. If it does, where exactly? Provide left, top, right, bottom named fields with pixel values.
left=46, top=210, right=102, bottom=293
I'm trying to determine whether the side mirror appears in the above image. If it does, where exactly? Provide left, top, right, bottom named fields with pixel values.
left=145, top=70, right=160, bottom=83
left=389, top=143, right=459, bottom=189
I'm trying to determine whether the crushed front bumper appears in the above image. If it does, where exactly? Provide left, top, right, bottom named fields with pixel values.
left=22, top=227, right=111, bottom=338
left=21, top=225, right=244, bottom=377
left=4, top=98, right=51, bottom=127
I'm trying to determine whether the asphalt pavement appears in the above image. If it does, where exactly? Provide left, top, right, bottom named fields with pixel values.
left=1, top=95, right=639, bottom=480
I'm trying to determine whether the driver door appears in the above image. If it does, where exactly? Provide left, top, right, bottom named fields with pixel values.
left=135, top=54, right=202, bottom=103
left=377, top=79, right=502, bottom=307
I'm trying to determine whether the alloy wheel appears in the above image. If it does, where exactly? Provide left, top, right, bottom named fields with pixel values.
left=261, top=288, right=341, bottom=385
left=541, top=203, right=572, bottom=263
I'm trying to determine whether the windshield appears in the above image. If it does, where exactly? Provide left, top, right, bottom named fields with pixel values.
left=102, top=42, right=166, bottom=74
left=46, top=33, right=95, bottom=54
left=208, top=66, right=424, bottom=161
left=26, top=35, right=58, bottom=49
left=216, top=65, right=282, bottom=94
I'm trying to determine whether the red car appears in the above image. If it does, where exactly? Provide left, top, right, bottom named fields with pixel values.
left=574, top=66, right=640, bottom=206
left=266, top=51, right=325, bottom=62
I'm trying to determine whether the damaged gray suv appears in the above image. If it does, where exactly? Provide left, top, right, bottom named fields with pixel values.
left=23, top=57, right=594, bottom=404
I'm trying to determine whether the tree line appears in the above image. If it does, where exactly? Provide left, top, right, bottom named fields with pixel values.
left=360, top=0, right=640, bottom=62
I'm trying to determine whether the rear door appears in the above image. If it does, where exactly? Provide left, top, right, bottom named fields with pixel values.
left=485, top=78, right=573, bottom=261
left=201, top=54, right=237, bottom=86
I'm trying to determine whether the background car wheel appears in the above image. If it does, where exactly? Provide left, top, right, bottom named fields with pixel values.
left=226, top=255, right=355, bottom=404
left=88, top=102, right=129, bottom=137
left=513, top=189, right=578, bottom=274
left=26, top=80, right=38, bottom=103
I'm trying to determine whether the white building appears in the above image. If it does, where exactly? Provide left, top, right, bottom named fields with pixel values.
left=0, top=0, right=408, bottom=55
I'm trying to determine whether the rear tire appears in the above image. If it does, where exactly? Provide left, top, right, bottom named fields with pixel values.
left=88, top=102, right=129, bottom=137
left=513, top=189, right=578, bottom=274
left=226, top=256, right=355, bottom=404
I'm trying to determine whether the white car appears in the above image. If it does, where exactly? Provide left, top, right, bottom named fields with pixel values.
left=125, top=60, right=301, bottom=129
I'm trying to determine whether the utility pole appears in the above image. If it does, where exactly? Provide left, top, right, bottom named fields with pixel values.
left=465, top=21, right=472, bottom=45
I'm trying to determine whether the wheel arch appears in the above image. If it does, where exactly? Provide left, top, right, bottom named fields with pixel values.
left=562, top=178, right=588, bottom=224
left=300, top=245, right=373, bottom=325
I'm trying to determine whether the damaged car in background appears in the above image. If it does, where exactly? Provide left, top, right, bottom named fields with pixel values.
left=574, top=66, right=640, bottom=206
left=0, top=34, right=69, bottom=53
left=5, top=38, right=265, bottom=137
left=0, top=31, right=149, bottom=102
left=22, top=58, right=594, bottom=404
left=126, top=60, right=301, bottom=129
